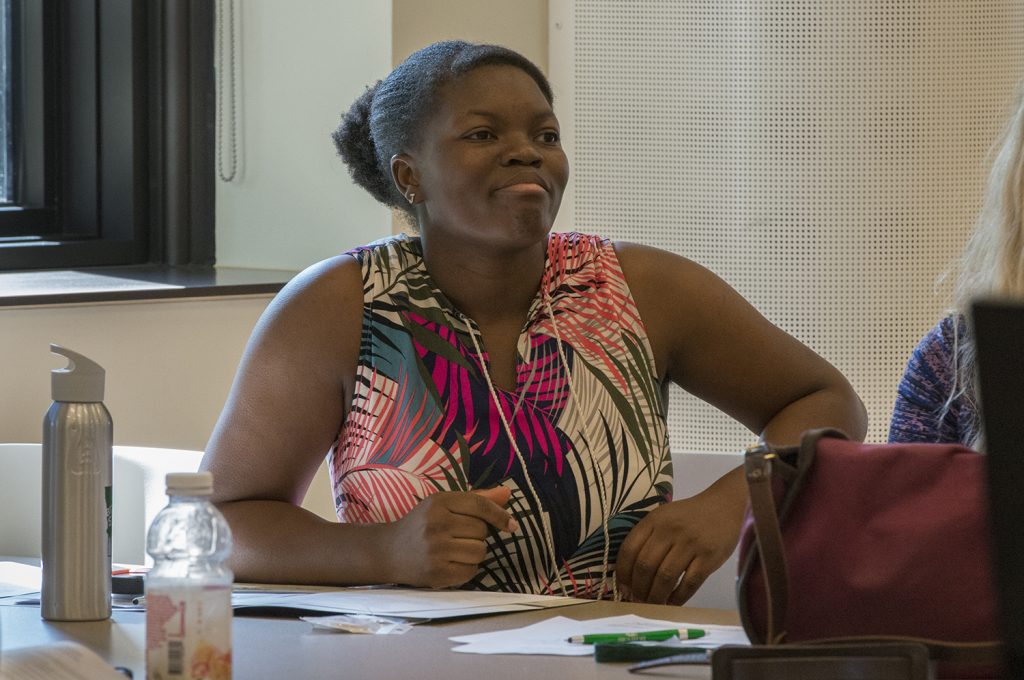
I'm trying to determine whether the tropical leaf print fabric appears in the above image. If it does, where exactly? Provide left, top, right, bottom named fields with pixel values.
left=329, top=232, right=671, bottom=597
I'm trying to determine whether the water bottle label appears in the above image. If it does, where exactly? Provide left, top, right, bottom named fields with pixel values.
left=146, top=585, right=232, bottom=680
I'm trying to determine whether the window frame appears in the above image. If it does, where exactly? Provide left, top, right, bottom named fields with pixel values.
left=0, top=0, right=214, bottom=271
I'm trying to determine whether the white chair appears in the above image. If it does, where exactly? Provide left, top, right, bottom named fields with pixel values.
left=0, top=443, right=203, bottom=564
left=671, top=450, right=744, bottom=610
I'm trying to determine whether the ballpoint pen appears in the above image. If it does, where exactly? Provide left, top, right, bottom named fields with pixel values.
left=567, top=628, right=707, bottom=644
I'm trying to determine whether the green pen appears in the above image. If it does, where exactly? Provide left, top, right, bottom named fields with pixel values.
left=566, top=628, right=707, bottom=644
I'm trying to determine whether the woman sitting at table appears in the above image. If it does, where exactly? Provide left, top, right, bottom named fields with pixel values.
left=889, top=83, right=1024, bottom=449
left=202, top=40, right=866, bottom=604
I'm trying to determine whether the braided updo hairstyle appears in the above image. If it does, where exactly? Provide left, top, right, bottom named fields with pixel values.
left=332, top=40, right=554, bottom=222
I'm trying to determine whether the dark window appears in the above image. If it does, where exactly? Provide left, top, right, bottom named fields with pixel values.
left=0, top=0, right=214, bottom=271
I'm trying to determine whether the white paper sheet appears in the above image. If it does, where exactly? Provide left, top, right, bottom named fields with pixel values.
left=0, top=640, right=128, bottom=679
left=449, top=614, right=750, bottom=655
left=0, top=561, right=42, bottom=598
left=231, top=587, right=587, bottom=620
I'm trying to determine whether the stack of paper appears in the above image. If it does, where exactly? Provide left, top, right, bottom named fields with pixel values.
left=231, top=587, right=588, bottom=620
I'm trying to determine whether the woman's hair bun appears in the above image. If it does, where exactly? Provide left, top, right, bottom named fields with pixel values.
left=333, top=81, right=401, bottom=209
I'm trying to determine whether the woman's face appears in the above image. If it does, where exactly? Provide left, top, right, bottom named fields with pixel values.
left=399, top=64, right=569, bottom=251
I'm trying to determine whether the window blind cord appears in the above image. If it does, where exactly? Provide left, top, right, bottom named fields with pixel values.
left=215, top=0, right=238, bottom=182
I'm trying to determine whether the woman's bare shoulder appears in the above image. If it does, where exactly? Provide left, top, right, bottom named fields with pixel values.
left=272, top=253, right=363, bottom=311
left=612, top=240, right=710, bottom=283
left=246, top=254, right=363, bottom=346
left=611, top=240, right=728, bottom=322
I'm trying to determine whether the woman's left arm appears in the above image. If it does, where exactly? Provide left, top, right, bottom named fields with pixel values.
left=613, top=242, right=867, bottom=604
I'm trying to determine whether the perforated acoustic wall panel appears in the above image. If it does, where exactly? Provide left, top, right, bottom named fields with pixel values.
left=549, top=1, right=1024, bottom=451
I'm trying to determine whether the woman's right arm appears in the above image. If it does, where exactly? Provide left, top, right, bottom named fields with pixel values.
left=201, top=255, right=513, bottom=586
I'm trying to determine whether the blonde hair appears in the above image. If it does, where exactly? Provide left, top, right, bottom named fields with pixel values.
left=947, top=84, right=1024, bottom=449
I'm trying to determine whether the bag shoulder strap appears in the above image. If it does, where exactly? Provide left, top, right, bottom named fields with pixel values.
left=743, top=428, right=850, bottom=644
left=744, top=442, right=786, bottom=644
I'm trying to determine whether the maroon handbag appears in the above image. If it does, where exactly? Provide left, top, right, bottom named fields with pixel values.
left=737, top=428, right=1002, bottom=677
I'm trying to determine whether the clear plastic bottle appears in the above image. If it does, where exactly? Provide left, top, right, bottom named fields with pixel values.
left=145, top=471, right=233, bottom=680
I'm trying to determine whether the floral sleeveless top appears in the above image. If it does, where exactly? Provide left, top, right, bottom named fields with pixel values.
left=329, top=232, right=671, bottom=597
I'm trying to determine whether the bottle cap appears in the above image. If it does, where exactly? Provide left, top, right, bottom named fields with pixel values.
left=50, top=344, right=106, bottom=403
left=166, top=471, right=214, bottom=496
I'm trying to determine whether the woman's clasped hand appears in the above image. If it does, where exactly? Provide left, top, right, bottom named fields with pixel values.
left=383, top=486, right=519, bottom=589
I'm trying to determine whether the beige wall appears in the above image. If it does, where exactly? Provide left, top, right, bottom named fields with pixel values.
left=393, top=0, right=547, bottom=69
left=0, top=298, right=266, bottom=449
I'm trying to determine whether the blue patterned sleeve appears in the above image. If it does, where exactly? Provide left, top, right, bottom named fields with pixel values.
left=887, top=317, right=961, bottom=443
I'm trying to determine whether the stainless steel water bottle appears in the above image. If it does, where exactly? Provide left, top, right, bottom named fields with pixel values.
left=41, top=344, right=113, bottom=621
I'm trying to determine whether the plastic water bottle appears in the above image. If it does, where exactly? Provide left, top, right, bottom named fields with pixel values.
left=145, top=471, right=233, bottom=680
left=41, top=344, right=113, bottom=621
